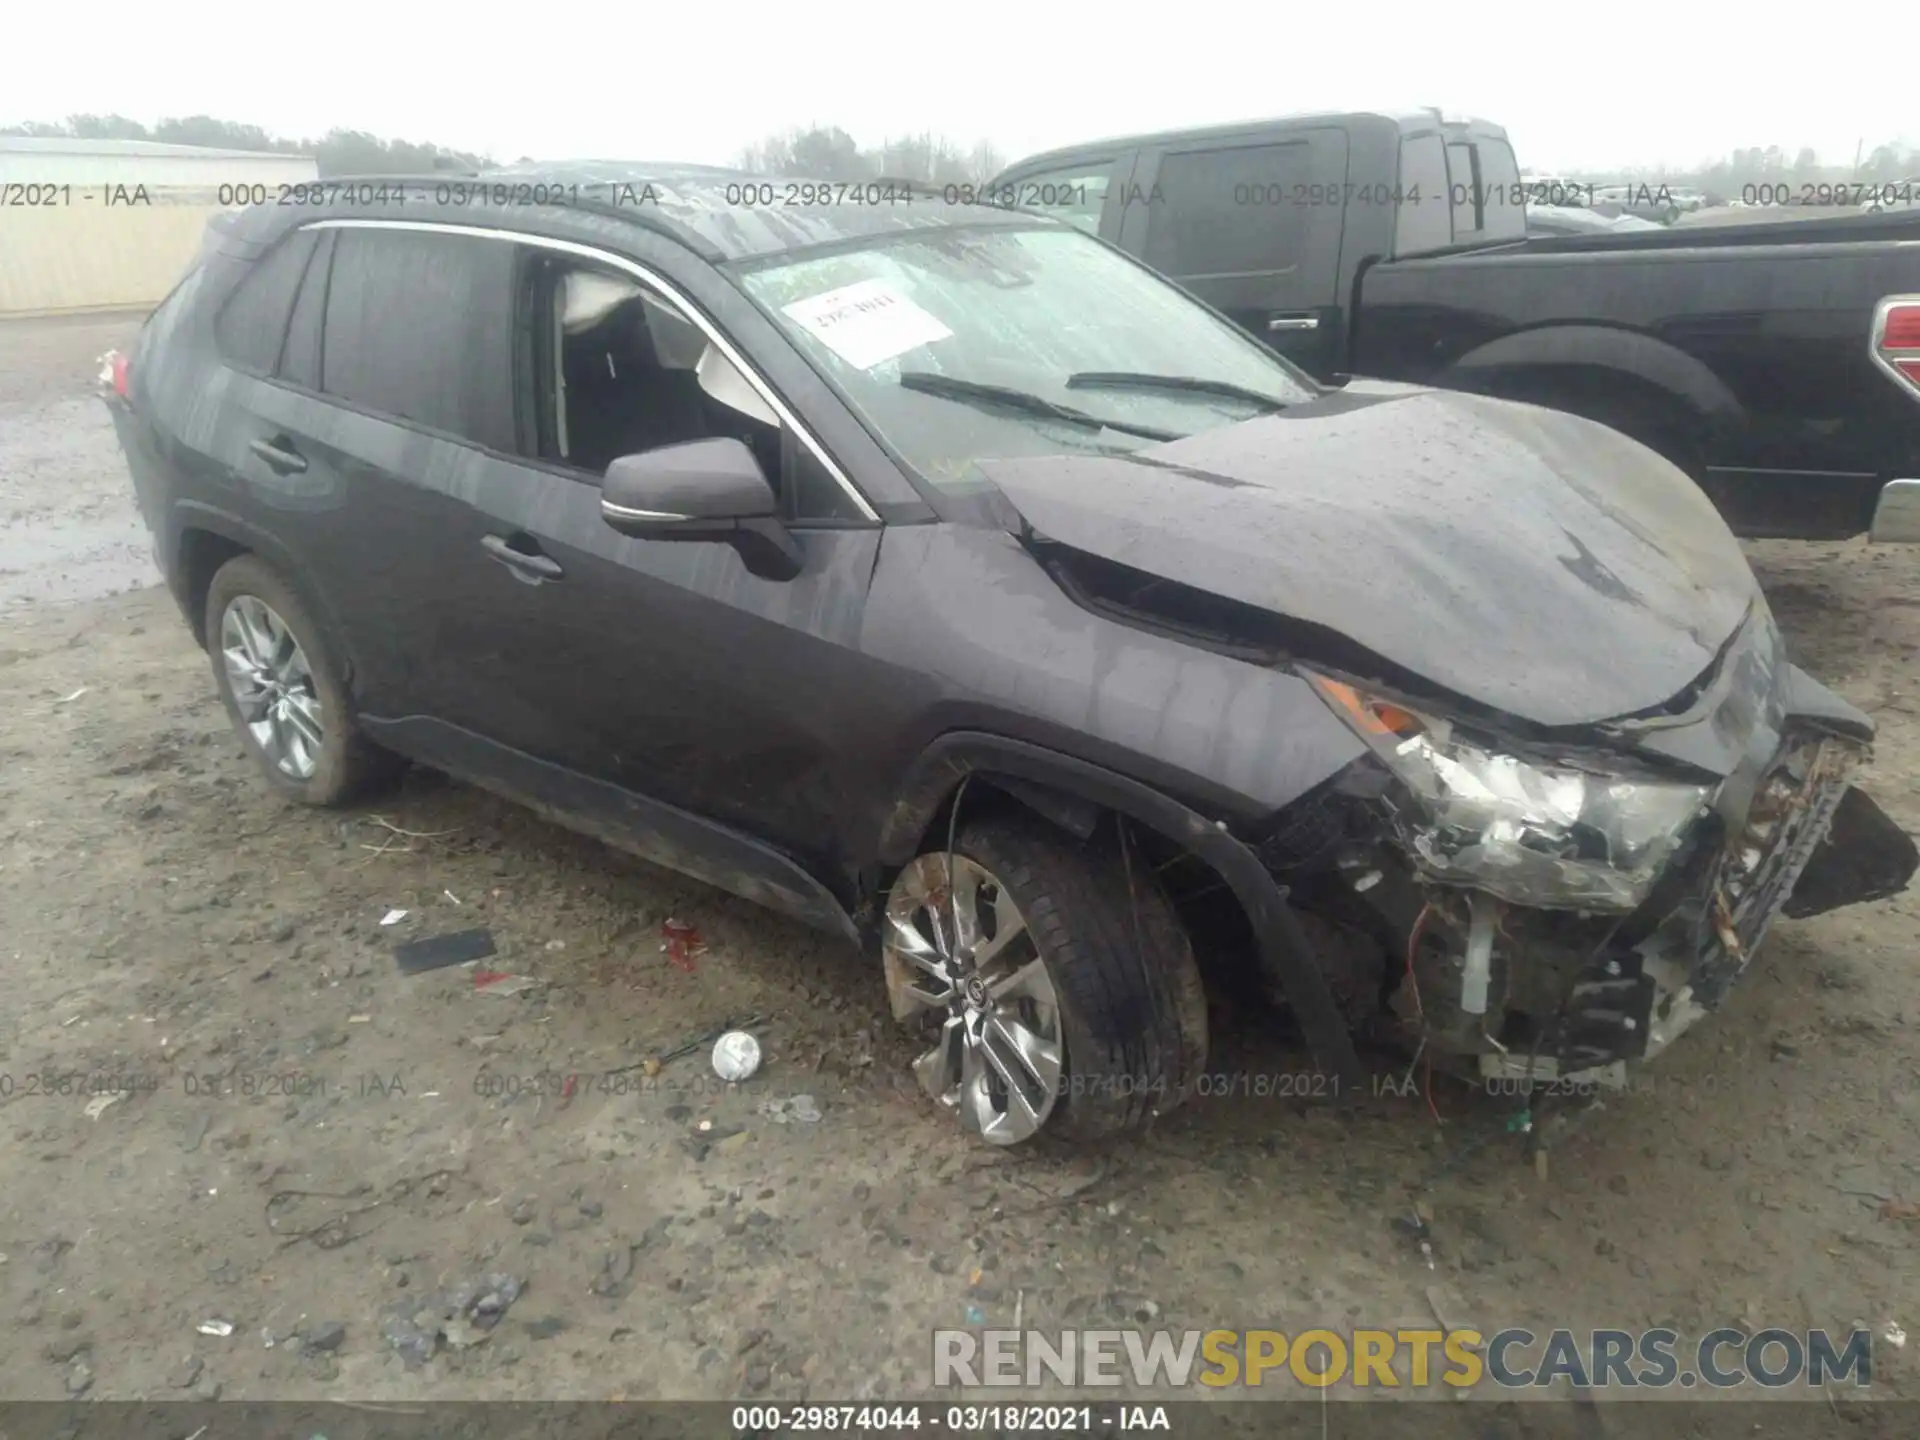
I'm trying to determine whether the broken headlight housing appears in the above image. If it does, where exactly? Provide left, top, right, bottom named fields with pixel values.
left=1306, top=675, right=1711, bottom=912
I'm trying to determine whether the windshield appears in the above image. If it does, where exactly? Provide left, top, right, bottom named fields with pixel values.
left=734, top=224, right=1316, bottom=492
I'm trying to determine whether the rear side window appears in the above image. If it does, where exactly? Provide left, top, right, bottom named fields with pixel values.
left=1145, top=142, right=1312, bottom=277
left=1471, top=139, right=1525, bottom=241
left=1394, top=135, right=1452, bottom=255
left=214, top=231, right=320, bottom=377
left=321, top=229, right=517, bottom=452
left=279, top=230, right=334, bottom=391
left=1447, top=142, right=1482, bottom=236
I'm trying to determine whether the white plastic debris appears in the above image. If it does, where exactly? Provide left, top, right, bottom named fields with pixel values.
left=1885, top=1323, right=1908, bottom=1349
left=55, top=687, right=88, bottom=705
left=380, top=909, right=408, bottom=926
left=196, top=1320, right=234, bottom=1337
left=712, top=1030, right=762, bottom=1082
left=473, top=973, right=539, bottom=997
left=83, top=1093, right=123, bottom=1121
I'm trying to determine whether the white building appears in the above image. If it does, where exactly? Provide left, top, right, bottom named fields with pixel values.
left=0, top=135, right=319, bottom=190
left=0, top=137, right=320, bottom=316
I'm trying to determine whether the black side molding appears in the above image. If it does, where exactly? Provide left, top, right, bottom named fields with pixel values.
left=361, top=716, right=861, bottom=944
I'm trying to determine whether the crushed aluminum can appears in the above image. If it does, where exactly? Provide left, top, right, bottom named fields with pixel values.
left=711, top=1030, right=762, bottom=1082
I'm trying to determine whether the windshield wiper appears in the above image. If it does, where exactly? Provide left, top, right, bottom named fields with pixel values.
left=899, top=371, right=1184, bottom=443
left=1066, top=371, right=1289, bottom=413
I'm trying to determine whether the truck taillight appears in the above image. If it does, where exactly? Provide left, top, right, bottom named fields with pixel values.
left=1874, top=297, right=1920, bottom=396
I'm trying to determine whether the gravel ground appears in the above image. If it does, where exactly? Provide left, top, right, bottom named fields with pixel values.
left=2, top=313, right=1919, bottom=1424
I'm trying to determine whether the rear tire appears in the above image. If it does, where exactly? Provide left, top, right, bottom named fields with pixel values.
left=204, top=555, right=399, bottom=807
left=882, top=813, right=1209, bottom=1145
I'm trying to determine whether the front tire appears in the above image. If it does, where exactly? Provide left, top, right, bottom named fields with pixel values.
left=204, top=555, right=396, bottom=807
left=882, top=814, right=1209, bottom=1145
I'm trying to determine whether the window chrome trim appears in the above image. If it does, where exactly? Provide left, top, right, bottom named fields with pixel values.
left=302, top=218, right=881, bottom=523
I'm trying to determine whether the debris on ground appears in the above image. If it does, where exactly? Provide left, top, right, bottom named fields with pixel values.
left=266, top=1168, right=468, bottom=1250
left=590, top=1244, right=635, bottom=1299
left=379, top=909, right=408, bottom=927
left=195, top=1320, right=233, bottom=1337
left=661, top=918, right=707, bottom=972
left=82, top=1093, right=123, bottom=1121
left=712, top=1030, right=763, bottom=1081
left=759, top=1095, right=823, bottom=1125
left=1393, top=1207, right=1437, bottom=1269
left=608, top=1014, right=771, bottom=1084
left=472, top=969, right=541, bottom=997
left=394, top=927, right=498, bottom=975
left=1884, top=1322, right=1907, bottom=1349
left=379, top=1272, right=524, bottom=1368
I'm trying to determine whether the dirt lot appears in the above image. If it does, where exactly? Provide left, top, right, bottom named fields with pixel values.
left=3, top=313, right=1919, bottom=1420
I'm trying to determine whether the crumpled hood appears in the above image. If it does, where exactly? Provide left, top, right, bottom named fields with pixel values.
left=977, top=383, right=1758, bottom=728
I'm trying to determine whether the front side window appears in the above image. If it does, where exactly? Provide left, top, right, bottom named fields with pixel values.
left=735, top=223, right=1316, bottom=494
left=319, top=229, right=516, bottom=452
left=1144, top=142, right=1312, bottom=278
left=526, top=257, right=866, bottom=521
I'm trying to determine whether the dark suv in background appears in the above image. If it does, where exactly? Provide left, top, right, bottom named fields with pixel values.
left=105, top=169, right=1914, bottom=1148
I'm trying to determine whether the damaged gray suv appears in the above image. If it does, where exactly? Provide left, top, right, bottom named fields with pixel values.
left=107, top=167, right=1917, bottom=1147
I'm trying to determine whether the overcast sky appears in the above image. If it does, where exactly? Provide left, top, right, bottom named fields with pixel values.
left=10, top=0, right=1911, bottom=173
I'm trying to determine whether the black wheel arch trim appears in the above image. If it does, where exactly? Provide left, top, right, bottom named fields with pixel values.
left=170, top=501, right=357, bottom=682
left=877, top=731, right=1366, bottom=1092
left=1441, top=323, right=1746, bottom=431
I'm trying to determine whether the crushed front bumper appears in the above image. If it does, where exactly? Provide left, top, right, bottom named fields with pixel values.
left=1478, top=728, right=1914, bottom=1084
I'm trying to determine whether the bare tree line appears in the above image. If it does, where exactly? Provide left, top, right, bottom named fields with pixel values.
left=734, top=125, right=1006, bottom=185
left=1567, top=142, right=1920, bottom=194
left=8, top=113, right=1911, bottom=194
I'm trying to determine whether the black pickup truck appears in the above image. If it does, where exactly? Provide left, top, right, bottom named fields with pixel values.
left=992, top=110, right=1920, bottom=542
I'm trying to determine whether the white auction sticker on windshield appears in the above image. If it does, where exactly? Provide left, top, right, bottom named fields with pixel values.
left=781, top=279, right=952, bottom=370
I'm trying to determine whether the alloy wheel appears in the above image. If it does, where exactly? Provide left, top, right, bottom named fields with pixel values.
left=883, top=852, right=1064, bottom=1144
left=220, top=595, right=324, bottom=780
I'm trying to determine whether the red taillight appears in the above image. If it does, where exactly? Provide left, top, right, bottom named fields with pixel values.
left=110, top=350, right=130, bottom=398
left=1882, top=304, right=1920, bottom=350
left=1875, top=298, right=1920, bottom=399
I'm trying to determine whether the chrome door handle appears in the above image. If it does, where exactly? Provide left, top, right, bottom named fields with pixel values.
left=481, top=534, right=564, bottom=582
left=1268, top=315, right=1321, bottom=332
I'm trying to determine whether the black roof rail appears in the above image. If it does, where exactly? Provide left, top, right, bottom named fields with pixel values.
left=279, top=170, right=725, bottom=264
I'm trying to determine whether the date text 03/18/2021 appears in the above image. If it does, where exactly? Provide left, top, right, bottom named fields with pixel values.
left=730, top=1404, right=1171, bottom=1432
